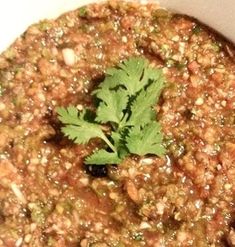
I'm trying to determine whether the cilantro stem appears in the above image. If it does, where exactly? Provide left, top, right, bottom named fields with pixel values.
left=118, top=114, right=128, bottom=130
left=101, top=135, right=117, bottom=153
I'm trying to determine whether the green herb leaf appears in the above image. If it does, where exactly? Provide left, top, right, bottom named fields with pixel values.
left=57, top=57, right=166, bottom=166
left=78, top=6, right=87, bottom=17
left=97, top=57, right=159, bottom=96
left=211, top=42, right=220, bottom=52
left=57, top=107, right=116, bottom=152
left=85, top=149, right=121, bottom=165
left=126, top=72, right=165, bottom=127
left=192, top=25, right=202, bottom=35
left=57, top=106, right=81, bottom=125
left=96, top=88, right=128, bottom=125
left=126, top=122, right=165, bottom=156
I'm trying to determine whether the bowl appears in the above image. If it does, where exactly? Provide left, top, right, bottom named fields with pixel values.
left=0, top=0, right=234, bottom=52
left=0, top=1, right=234, bottom=246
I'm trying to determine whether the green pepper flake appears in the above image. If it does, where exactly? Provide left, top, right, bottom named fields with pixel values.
left=80, top=24, right=89, bottom=33
left=192, top=25, right=202, bottom=35
left=39, top=21, right=52, bottom=31
left=214, top=143, right=221, bottom=152
left=78, top=6, right=87, bottom=17
left=211, top=42, right=220, bottom=52
left=154, top=8, right=170, bottom=18
left=48, top=237, right=56, bottom=246
left=151, top=27, right=160, bottom=34
left=132, top=232, right=144, bottom=241
left=175, top=61, right=186, bottom=70
left=12, top=97, right=17, bottom=106
left=4, top=47, right=16, bottom=60
left=161, top=44, right=170, bottom=54
left=165, top=59, right=175, bottom=68
left=116, top=242, right=125, bottom=247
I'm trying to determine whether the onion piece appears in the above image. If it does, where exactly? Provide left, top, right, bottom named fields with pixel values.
left=62, top=48, right=76, bottom=66
left=11, top=183, right=27, bottom=204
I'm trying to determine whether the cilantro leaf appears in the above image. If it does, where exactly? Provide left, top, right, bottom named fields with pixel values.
left=96, top=57, right=158, bottom=96
left=57, top=106, right=116, bottom=151
left=57, top=106, right=80, bottom=125
left=94, top=68, right=122, bottom=91
left=126, top=72, right=165, bottom=127
left=85, top=149, right=121, bottom=165
left=126, top=122, right=166, bottom=156
left=57, top=57, right=167, bottom=166
left=117, top=57, right=148, bottom=95
left=96, top=88, right=128, bottom=124
left=61, top=124, right=103, bottom=145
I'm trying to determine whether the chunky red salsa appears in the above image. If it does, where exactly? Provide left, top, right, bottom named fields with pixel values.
left=0, top=1, right=234, bottom=246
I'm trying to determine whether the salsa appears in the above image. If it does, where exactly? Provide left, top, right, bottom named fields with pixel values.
left=0, top=1, right=234, bottom=246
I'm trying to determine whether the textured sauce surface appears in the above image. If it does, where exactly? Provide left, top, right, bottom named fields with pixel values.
left=0, top=1, right=234, bottom=246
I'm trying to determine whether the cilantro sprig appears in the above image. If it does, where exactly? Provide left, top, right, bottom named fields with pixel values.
left=57, top=57, right=166, bottom=165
